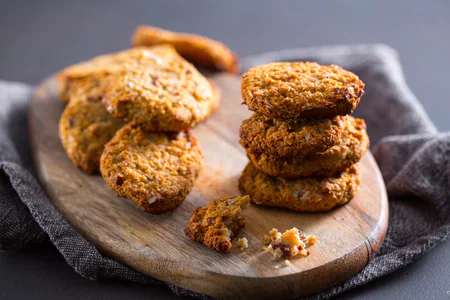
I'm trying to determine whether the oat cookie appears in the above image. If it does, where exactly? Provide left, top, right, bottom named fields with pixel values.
left=132, top=26, right=240, bottom=74
left=247, top=117, right=369, bottom=178
left=240, top=114, right=346, bottom=157
left=184, top=195, right=250, bottom=253
left=56, top=45, right=178, bottom=103
left=241, top=62, right=365, bottom=118
left=103, top=49, right=218, bottom=131
left=100, top=123, right=204, bottom=214
left=238, top=163, right=360, bottom=212
left=59, top=77, right=125, bottom=174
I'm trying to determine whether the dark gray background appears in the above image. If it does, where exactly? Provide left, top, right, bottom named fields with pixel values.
left=1, top=0, right=449, bottom=299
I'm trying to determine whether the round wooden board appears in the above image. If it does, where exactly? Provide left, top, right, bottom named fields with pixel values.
left=29, top=73, right=388, bottom=299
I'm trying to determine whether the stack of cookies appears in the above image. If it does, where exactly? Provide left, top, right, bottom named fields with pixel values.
left=57, top=27, right=240, bottom=214
left=238, top=62, right=369, bottom=212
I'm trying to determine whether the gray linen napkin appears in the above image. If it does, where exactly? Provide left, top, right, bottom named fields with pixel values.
left=1, top=44, right=449, bottom=299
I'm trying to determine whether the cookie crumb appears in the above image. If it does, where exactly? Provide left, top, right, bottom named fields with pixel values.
left=284, top=260, right=291, bottom=267
left=263, top=227, right=316, bottom=259
left=237, top=237, right=248, bottom=251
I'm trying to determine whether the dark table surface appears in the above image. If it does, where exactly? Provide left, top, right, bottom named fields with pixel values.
left=1, top=1, right=449, bottom=299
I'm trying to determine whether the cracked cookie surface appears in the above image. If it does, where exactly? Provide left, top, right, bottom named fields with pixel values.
left=184, top=195, right=250, bottom=253
left=103, top=48, right=218, bottom=131
left=247, top=117, right=369, bottom=178
left=100, top=123, right=204, bottom=214
left=240, top=114, right=346, bottom=157
left=241, top=62, right=364, bottom=118
left=239, top=163, right=360, bottom=212
left=132, top=26, right=240, bottom=74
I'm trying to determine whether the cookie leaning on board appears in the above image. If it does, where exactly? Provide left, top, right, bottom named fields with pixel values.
left=239, top=62, right=369, bottom=212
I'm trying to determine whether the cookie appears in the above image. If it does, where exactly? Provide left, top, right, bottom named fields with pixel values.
left=247, top=117, right=369, bottom=178
left=240, top=114, right=346, bottom=157
left=59, top=77, right=125, bottom=174
left=184, top=195, right=250, bottom=253
left=103, top=49, right=218, bottom=131
left=131, top=25, right=240, bottom=74
left=56, top=45, right=178, bottom=103
left=100, top=123, right=204, bottom=214
left=238, top=162, right=360, bottom=212
left=241, top=62, right=365, bottom=118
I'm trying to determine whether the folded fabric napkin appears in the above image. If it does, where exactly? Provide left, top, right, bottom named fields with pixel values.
left=1, top=44, right=449, bottom=299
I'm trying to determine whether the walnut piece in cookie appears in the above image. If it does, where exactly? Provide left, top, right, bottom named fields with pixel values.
left=131, top=25, right=240, bottom=74
left=184, top=195, right=250, bottom=253
left=103, top=48, right=218, bottom=131
left=241, top=62, right=364, bottom=119
left=263, top=228, right=317, bottom=260
left=100, top=123, right=204, bottom=214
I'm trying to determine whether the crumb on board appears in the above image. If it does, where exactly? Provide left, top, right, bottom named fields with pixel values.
left=237, top=237, right=249, bottom=251
left=262, top=227, right=316, bottom=260
left=284, top=260, right=291, bottom=267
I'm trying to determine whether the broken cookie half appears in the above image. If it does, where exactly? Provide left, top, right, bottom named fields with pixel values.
left=184, top=195, right=250, bottom=253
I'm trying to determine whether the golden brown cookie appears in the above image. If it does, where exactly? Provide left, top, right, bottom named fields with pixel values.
left=56, top=45, right=178, bottom=103
left=247, top=117, right=369, bottom=178
left=238, top=162, right=360, bottom=212
left=240, top=114, right=346, bottom=157
left=100, top=123, right=204, bottom=214
left=241, top=62, right=365, bottom=118
left=59, top=77, right=125, bottom=174
left=131, top=25, right=240, bottom=74
left=103, top=49, right=218, bottom=131
left=184, top=195, right=250, bottom=253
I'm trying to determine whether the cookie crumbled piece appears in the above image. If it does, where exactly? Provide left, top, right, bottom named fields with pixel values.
left=132, top=25, right=240, bottom=74
left=237, top=237, right=249, bottom=251
left=263, top=228, right=316, bottom=259
left=184, top=196, right=250, bottom=253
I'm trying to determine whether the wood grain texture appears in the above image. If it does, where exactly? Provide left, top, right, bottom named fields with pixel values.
left=28, top=73, right=388, bottom=299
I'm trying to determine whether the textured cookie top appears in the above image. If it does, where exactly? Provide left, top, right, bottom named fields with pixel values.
left=56, top=45, right=178, bottom=103
left=103, top=48, right=217, bottom=131
left=184, top=195, right=250, bottom=253
left=100, top=123, right=204, bottom=214
left=58, top=75, right=125, bottom=174
left=241, top=62, right=365, bottom=118
left=238, top=162, right=360, bottom=212
left=132, top=25, right=240, bottom=74
left=240, top=114, right=346, bottom=157
left=246, top=116, right=369, bottom=178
